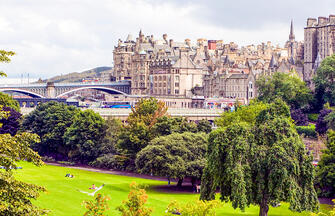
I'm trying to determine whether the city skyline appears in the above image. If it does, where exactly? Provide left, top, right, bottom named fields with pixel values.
left=1, top=0, right=335, bottom=79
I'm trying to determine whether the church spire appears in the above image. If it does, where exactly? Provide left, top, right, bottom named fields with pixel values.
left=289, top=20, right=295, bottom=41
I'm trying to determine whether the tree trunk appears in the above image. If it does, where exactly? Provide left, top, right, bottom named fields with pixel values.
left=177, top=178, right=183, bottom=187
left=259, top=199, right=269, bottom=216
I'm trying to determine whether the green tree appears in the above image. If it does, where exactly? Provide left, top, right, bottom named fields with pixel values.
left=314, top=54, right=335, bottom=106
left=256, top=72, right=312, bottom=109
left=201, top=99, right=319, bottom=216
left=152, top=116, right=199, bottom=137
left=215, top=100, right=268, bottom=127
left=118, top=98, right=167, bottom=158
left=0, top=51, right=47, bottom=215
left=317, top=130, right=335, bottom=197
left=136, top=132, right=207, bottom=187
left=325, top=112, right=335, bottom=131
left=0, top=92, right=20, bottom=112
left=116, top=182, right=152, bottom=216
left=196, top=119, right=212, bottom=134
left=82, top=193, right=110, bottom=216
left=64, top=109, right=107, bottom=163
left=22, top=101, right=79, bottom=159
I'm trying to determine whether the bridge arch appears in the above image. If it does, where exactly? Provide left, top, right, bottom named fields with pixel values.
left=0, top=88, right=45, bottom=98
left=56, top=86, right=129, bottom=98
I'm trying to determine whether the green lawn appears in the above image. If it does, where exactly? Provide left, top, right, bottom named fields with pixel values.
left=14, top=162, right=331, bottom=216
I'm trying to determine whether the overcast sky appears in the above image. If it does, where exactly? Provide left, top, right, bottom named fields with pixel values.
left=1, top=0, right=335, bottom=79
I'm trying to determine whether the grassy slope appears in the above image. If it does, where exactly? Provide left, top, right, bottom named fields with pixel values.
left=15, top=162, right=331, bottom=216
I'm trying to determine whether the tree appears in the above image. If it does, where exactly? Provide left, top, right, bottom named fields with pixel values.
left=0, top=51, right=47, bottom=215
left=316, top=109, right=333, bottom=135
left=0, top=106, right=22, bottom=136
left=82, top=194, right=110, bottom=216
left=116, top=182, right=152, bottom=216
left=216, top=100, right=268, bottom=127
left=196, top=119, right=212, bottom=134
left=118, top=98, right=167, bottom=158
left=256, top=72, right=312, bottom=109
left=317, top=130, right=335, bottom=197
left=314, top=54, right=335, bottom=106
left=0, top=92, right=20, bottom=112
left=290, top=108, right=309, bottom=126
left=22, top=101, right=79, bottom=159
left=201, top=99, right=319, bottom=216
left=64, top=109, right=107, bottom=163
left=152, top=117, right=199, bottom=137
left=325, top=112, right=335, bottom=131
left=136, top=132, right=207, bottom=187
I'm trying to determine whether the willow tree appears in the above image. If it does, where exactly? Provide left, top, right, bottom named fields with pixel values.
left=201, top=99, right=319, bottom=216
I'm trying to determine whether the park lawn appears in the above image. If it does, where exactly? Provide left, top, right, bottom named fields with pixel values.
left=14, top=161, right=331, bottom=216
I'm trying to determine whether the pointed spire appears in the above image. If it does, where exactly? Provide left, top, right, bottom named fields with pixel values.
left=269, top=54, right=278, bottom=68
left=289, top=20, right=295, bottom=41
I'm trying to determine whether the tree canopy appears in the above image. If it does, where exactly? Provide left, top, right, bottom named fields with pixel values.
left=256, top=72, right=312, bottom=109
left=317, top=130, right=335, bottom=197
left=64, top=109, right=107, bottom=163
left=0, top=92, right=20, bottom=112
left=314, top=54, right=335, bottom=106
left=200, top=99, right=318, bottom=216
left=136, top=132, right=207, bottom=186
left=22, top=101, right=79, bottom=159
left=0, top=106, right=21, bottom=136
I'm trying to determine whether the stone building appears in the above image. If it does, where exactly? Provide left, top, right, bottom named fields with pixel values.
left=304, top=15, right=335, bottom=86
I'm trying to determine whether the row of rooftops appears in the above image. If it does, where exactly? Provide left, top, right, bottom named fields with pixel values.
left=306, top=15, right=335, bottom=28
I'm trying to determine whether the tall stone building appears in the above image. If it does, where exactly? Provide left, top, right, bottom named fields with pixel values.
left=304, top=15, right=335, bottom=85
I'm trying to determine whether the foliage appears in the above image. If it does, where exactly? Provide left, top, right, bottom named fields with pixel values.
left=116, top=182, right=152, bottom=216
left=316, top=130, right=335, bottom=197
left=309, top=114, right=320, bottom=122
left=196, top=119, right=212, bottom=134
left=0, top=92, right=20, bottom=112
left=0, top=50, right=15, bottom=76
left=316, top=109, right=333, bottom=135
left=82, top=193, right=110, bottom=216
left=313, top=54, right=335, bottom=106
left=215, top=100, right=268, bottom=127
left=136, top=132, right=207, bottom=186
left=325, top=112, right=335, bottom=130
left=22, top=101, right=79, bottom=159
left=64, top=109, right=107, bottom=163
left=296, top=124, right=317, bottom=138
left=153, top=116, right=201, bottom=136
left=256, top=72, right=312, bottom=109
left=0, top=106, right=21, bottom=136
left=291, top=109, right=308, bottom=126
left=201, top=99, right=319, bottom=216
left=165, top=200, right=219, bottom=216
left=0, top=131, right=47, bottom=215
left=118, top=98, right=167, bottom=158
left=90, top=153, right=129, bottom=170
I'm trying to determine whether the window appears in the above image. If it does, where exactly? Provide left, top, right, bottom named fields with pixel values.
left=175, top=89, right=179, bottom=94
left=175, top=76, right=180, bottom=81
left=175, top=82, right=179, bottom=87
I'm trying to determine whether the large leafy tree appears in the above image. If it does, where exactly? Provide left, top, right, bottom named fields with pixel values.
left=136, top=132, right=207, bottom=187
left=64, top=109, right=107, bottom=163
left=22, top=101, right=79, bottom=159
left=256, top=72, right=312, bottom=109
left=0, top=50, right=46, bottom=215
left=315, top=109, right=333, bottom=135
left=317, top=130, right=335, bottom=197
left=118, top=98, right=167, bottom=158
left=201, top=99, right=318, bottom=216
left=152, top=116, right=199, bottom=137
left=314, top=54, right=335, bottom=106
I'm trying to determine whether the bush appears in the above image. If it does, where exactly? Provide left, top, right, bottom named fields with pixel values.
left=316, top=109, right=333, bottom=134
left=90, top=154, right=130, bottom=171
left=296, top=124, right=317, bottom=138
left=291, top=109, right=308, bottom=126
left=308, top=113, right=319, bottom=122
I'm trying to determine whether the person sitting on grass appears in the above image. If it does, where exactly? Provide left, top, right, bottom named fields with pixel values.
left=89, top=184, right=96, bottom=190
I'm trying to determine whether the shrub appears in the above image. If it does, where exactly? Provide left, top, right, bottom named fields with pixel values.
left=291, top=109, right=308, bottom=126
left=316, top=109, right=333, bottom=134
left=165, top=200, right=219, bottom=216
left=296, top=124, right=317, bottom=138
left=308, top=113, right=319, bottom=122
left=90, top=154, right=129, bottom=171
left=82, top=193, right=110, bottom=216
